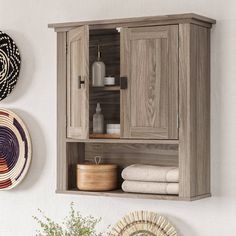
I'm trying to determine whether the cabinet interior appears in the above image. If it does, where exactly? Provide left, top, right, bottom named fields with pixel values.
left=67, top=142, right=179, bottom=192
left=89, top=29, right=120, bottom=136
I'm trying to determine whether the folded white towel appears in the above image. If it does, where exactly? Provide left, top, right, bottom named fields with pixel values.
left=122, top=181, right=179, bottom=195
left=122, top=164, right=179, bottom=183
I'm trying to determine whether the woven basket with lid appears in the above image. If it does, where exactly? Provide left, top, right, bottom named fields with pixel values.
left=77, top=163, right=118, bottom=191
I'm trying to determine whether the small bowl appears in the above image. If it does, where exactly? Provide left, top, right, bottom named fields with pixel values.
left=106, top=124, right=120, bottom=135
left=104, top=76, right=115, bottom=85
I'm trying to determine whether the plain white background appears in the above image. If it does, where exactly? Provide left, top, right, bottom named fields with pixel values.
left=0, top=0, right=236, bottom=235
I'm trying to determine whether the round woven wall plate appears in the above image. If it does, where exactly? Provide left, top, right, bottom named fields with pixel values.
left=0, top=31, right=21, bottom=101
left=110, top=211, right=177, bottom=236
left=0, top=109, right=31, bottom=190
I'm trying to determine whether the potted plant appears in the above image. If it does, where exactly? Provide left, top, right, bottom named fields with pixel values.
left=33, top=203, right=104, bottom=236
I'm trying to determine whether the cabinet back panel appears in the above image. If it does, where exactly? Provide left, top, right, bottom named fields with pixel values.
left=85, top=143, right=178, bottom=167
left=85, top=143, right=178, bottom=186
left=89, top=91, right=120, bottom=133
left=89, top=30, right=120, bottom=133
left=89, top=30, right=120, bottom=82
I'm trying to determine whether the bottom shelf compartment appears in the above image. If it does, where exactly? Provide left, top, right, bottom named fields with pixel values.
left=56, top=189, right=211, bottom=201
left=63, top=141, right=211, bottom=201
left=58, top=188, right=179, bottom=200
left=66, top=142, right=181, bottom=199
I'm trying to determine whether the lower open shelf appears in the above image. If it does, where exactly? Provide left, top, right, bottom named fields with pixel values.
left=63, top=141, right=211, bottom=201
left=56, top=189, right=211, bottom=201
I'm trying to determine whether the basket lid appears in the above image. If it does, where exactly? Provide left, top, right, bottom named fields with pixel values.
left=77, top=163, right=117, bottom=170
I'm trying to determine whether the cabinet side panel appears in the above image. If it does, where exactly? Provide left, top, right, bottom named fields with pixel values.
left=179, top=24, right=211, bottom=198
left=179, top=23, right=192, bottom=198
left=57, top=32, right=67, bottom=191
left=194, top=25, right=211, bottom=195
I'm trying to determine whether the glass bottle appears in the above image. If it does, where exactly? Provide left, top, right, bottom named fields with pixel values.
left=92, top=45, right=105, bottom=87
left=93, top=103, right=104, bottom=134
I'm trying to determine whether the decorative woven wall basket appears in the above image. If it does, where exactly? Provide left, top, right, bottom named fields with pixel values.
left=0, top=31, right=21, bottom=101
left=0, top=109, right=31, bottom=190
left=110, top=211, right=177, bottom=236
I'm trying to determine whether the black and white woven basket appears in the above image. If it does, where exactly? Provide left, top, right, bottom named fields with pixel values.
left=0, top=31, right=21, bottom=101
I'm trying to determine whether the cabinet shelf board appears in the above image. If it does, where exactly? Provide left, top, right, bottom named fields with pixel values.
left=56, top=189, right=211, bottom=201
left=89, top=133, right=120, bottom=139
left=66, top=138, right=179, bottom=144
left=57, top=189, right=180, bottom=201
left=91, top=86, right=120, bottom=91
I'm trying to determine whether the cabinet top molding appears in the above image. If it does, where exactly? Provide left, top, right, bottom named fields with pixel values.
left=48, top=13, right=216, bottom=31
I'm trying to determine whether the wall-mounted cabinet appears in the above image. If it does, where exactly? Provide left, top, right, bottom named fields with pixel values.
left=49, top=13, right=216, bottom=201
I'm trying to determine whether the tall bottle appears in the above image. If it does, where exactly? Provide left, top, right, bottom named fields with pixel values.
left=92, top=45, right=105, bottom=87
left=93, top=103, right=104, bottom=134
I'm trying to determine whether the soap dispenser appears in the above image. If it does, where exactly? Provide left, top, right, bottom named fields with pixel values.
left=93, top=103, right=104, bottom=134
left=92, top=45, right=105, bottom=87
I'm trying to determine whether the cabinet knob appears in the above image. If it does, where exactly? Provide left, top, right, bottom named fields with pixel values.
left=120, top=77, right=128, bottom=89
left=78, top=75, right=85, bottom=89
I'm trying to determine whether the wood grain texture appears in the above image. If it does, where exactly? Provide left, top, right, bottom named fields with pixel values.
left=56, top=189, right=211, bottom=201
left=121, top=25, right=178, bottom=139
left=120, top=27, right=129, bottom=138
left=85, top=143, right=178, bottom=168
left=179, top=23, right=211, bottom=198
left=77, top=164, right=118, bottom=191
left=89, top=90, right=120, bottom=133
left=85, top=143, right=178, bottom=187
left=49, top=13, right=216, bottom=30
left=89, top=133, right=120, bottom=139
left=57, top=32, right=67, bottom=191
left=67, top=26, right=89, bottom=139
left=54, top=14, right=213, bottom=201
left=67, top=143, right=85, bottom=189
left=89, top=31, right=120, bottom=81
left=92, top=86, right=120, bottom=91
left=66, top=138, right=179, bottom=144
left=89, top=30, right=120, bottom=133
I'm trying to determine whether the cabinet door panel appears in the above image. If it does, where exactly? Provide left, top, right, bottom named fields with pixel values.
left=121, top=26, right=178, bottom=139
left=67, top=26, right=89, bottom=139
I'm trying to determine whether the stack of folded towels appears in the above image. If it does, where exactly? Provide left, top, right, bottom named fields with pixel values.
left=121, top=164, right=179, bottom=195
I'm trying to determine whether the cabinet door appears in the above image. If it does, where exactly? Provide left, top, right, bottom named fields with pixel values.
left=121, top=25, right=178, bottom=139
left=67, top=26, right=89, bottom=139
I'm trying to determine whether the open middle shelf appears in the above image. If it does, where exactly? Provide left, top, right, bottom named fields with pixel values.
left=66, top=140, right=181, bottom=200
left=91, top=86, right=120, bottom=91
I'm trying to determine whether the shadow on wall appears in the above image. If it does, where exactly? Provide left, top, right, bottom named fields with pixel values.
left=0, top=30, right=35, bottom=103
left=166, top=214, right=196, bottom=236
left=210, top=21, right=223, bottom=198
left=9, top=109, right=47, bottom=191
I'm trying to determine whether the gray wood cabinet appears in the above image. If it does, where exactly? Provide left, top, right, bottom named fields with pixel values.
left=49, top=13, right=216, bottom=201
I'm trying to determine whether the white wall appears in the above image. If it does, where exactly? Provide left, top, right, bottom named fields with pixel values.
left=0, top=0, right=235, bottom=235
